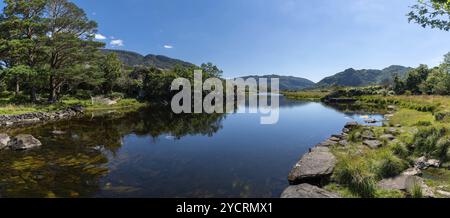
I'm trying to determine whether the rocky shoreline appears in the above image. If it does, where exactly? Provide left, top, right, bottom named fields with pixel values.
left=0, top=105, right=85, bottom=127
left=281, top=112, right=446, bottom=198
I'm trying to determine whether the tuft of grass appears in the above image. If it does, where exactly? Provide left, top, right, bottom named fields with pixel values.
left=332, top=158, right=377, bottom=198
left=409, top=182, right=423, bottom=198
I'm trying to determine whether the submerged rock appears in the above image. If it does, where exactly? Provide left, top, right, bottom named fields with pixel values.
left=0, top=133, right=10, bottom=150
left=288, top=147, right=336, bottom=185
left=8, top=134, right=42, bottom=150
left=364, top=119, right=378, bottom=124
left=281, top=184, right=341, bottom=198
left=363, top=140, right=383, bottom=149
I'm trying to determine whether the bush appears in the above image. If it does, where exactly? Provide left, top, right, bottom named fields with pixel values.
left=412, top=127, right=447, bottom=158
left=434, top=137, right=450, bottom=162
left=10, top=93, right=30, bottom=104
left=415, top=121, right=432, bottom=126
left=333, top=159, right=376, bottom=198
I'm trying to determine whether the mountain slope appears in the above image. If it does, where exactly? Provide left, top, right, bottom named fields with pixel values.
left=316, top=65, right=412, bottom=87
left=239, top=75, right=316, bottom=91
left=102, top=49, right=196, bottom=70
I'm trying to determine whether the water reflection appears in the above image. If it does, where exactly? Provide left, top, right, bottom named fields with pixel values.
left=0, top=98, right=383, bottom=197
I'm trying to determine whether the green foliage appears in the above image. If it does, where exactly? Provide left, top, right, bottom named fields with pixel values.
left=408, top=0, right=450, bottom=31
left=376, top=153, right=408, bottom=179
left=412, top=126, right=448, bottom=160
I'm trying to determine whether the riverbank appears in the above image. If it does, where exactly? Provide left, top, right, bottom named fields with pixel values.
left=282, top=94, right=450, bottom=198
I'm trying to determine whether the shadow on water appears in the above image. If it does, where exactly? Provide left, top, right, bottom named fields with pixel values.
left=0, top=97, right=383, bottom=197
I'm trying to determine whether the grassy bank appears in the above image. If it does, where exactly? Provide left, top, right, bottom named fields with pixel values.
left=282, top=90, right=331, bottom=100
left=0, top=97, right=147, bottom=115
left=322, top=94, right=450, bottom=198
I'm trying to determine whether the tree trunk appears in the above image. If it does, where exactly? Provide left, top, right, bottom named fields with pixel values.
left=49, top=76, right=57, bottom=103
left=31, top=86, right=37, bottom=103
left=15, top=79, right=20, bottom=96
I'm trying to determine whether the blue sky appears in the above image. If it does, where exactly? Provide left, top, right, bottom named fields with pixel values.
left=2, top=0, right=450, bottom=81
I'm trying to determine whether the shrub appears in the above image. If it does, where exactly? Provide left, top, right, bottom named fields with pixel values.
left=412, top=127, right=447, bottom=158
left=333, top=159, right=376, bottom=198
left=434, top=137, right=450, bottom=162
left=348, top=130, right=361, bottom=143
left=415, top=121, right=432, bottom=126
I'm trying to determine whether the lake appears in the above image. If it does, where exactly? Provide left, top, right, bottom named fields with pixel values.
left=0, top=97, right=383, bottom=198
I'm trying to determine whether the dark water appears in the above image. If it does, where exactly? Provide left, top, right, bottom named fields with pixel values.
left=0, top=97, right=383, bottom=198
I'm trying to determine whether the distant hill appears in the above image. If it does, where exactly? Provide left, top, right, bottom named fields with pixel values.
left=102, top=49, right=196, bottom=70
left=316, top=65, right=412, bottom=87
left=239, top=75, right=316, bottom=91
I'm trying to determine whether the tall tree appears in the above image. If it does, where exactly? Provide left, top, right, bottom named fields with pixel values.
left=44, top=0, right=104, bottom=102
left=0, top=0, right=47, bottom=100
left=100, top=53, right=122, bottom=94
left=408, top=0, right=450, bottom=31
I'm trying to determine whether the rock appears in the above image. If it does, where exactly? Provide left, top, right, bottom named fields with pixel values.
left=361, top=130, right=376, bottom=140
left=8, top=134, right=42, bottom=150
left=92, top=96, right=118, bottom=105
left=329, top=136, right=341, bottom=142
left=386, top=127, right=398, bottom=135
left=316, top=139, right=338, bottom=147
left=51, top=130, right=66, bottom=135
left=427, top=159, right=441, bottom=168
left=342, top=128, right=350, bottom=134
left=364, top=119, right=378, bottom=124
left=401, top=168, right=422, bottom=176
left=395, top=124, right=402, bottom=128
left=70, top=105, right=85, bottom=113
left=331, top=134, right=344, bottom=140
left=288, top=147, right=336, bottom=185
left=415, top=156, right=441, bottom=170
left=378, top=175, right=412, bottom=191
left=0, top=133, right=10, bottom=150
left=437, top=190, right=450, bottom=197
left=281, top=184, right=341, bottom=198
left=380, top=134, right=395, bottom=141
left=345, top=122, right=359, bottom=130
left=339, top=140, right=349, bottom=147
left=363, top=140, right=383, bottom=149
left=387, top=105, right=397, bottom=110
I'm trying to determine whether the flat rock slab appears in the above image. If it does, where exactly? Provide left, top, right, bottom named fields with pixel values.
left=363, top=140, right=383, bottom=149
left=378, top=175, right=434, bottom=198
left=288, top=147, right=336, bottom=185
left=281, top=184, right=341, bottom=198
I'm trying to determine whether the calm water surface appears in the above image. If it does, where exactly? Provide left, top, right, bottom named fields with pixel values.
left=0, top=97, right=383, bottom=197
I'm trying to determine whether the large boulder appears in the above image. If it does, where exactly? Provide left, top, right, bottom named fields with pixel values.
left=288, top=147, right=336, bottom=185
left=281, top=184, right=341, bottom=198
left=8, top=134, right=42, bottom=150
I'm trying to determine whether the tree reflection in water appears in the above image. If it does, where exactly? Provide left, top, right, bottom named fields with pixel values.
left=0, top=106, right=227, bottom=197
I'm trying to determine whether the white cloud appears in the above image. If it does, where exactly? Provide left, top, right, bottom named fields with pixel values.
left=95, top=34, right=107, bottom=40
left=110, top=39, right=124, bottom=47
left=164, top=45, right=173, bottom=49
